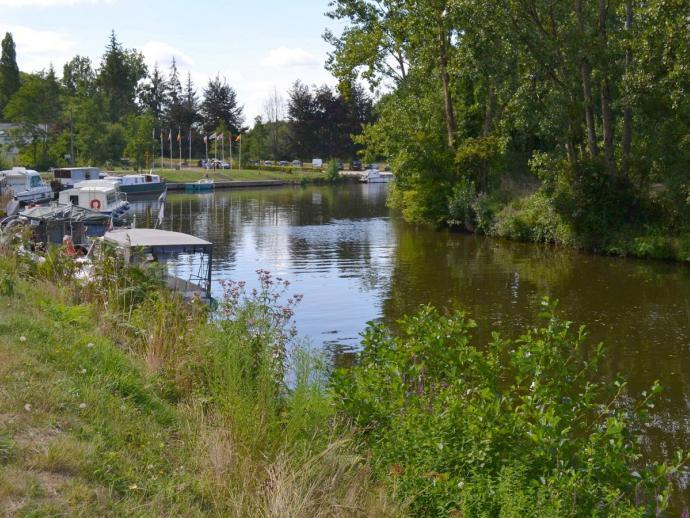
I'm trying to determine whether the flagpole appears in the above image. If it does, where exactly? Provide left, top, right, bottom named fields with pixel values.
left=178, top=128, right=182, bottom=168
left=169, top=129, right=173, bottom=170
left=239, top=135, right=242, bottom=170
left=159, top=129, right=163, bottom=170
left=221, top=134, right=225, bottom=162
left=188, top=128, right=192, bottom=164
left=205, top=135, right=208, bottom=163
left=229, top=132, right=233, bottom=170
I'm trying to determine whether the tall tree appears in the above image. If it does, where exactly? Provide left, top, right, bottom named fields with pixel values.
left=139, top=63, right=168, bottom=121
left=164, top=57, right=184, bottom=129
left=200, top=75, right=243, bottom=134
left=62, top=55, right=95, bottom=96
left=0, top=32, right=21, bottom=116
left=97, top=30, right=147, bottom=122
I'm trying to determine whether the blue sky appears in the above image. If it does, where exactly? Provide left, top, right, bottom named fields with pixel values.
left=0, top=0, right=344, bottom=121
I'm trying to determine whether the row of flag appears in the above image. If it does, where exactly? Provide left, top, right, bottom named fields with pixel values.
left=154, top=129, right=241, bottom=143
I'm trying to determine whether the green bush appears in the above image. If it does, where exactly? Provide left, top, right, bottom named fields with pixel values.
left=333, top=301, right=686, bottom=516
left=492, top=191, right=573, bottom=244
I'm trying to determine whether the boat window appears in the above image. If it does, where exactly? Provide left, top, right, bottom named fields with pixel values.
left=54, top=170, right=71, bottom=179
left=146, top=175, right=152, bottom=182
left=70, top=195, right=78, bottom=205
left=30, top=175, right=41, bottom=187
left=107, top=192, right=116, bottom=205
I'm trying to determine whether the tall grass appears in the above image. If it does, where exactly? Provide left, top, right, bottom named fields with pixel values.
left=0, top=234, right=400, bottom=515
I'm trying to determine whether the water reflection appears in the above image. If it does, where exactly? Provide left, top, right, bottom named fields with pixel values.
left=132, top=183, right=690, bottom=500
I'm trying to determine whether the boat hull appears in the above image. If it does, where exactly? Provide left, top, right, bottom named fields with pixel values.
left=185, top=183, right=215, bottom=192
left=118, top=182, right=166, bottom=195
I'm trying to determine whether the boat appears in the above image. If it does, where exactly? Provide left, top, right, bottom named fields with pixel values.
left=0, top=167, right=53, bottom=204
left=58, top=180, right=130, bottom=222
left=104, top=173, right=167, bottom=196
left=360, top=169, right=394, bottom=184
left=102, top=228, right=214, bottom=305
left=1, top=203, right=112, bottom=248
left=52, top=167, right=102, bottom=189
left=185, top=177, right=215, bottom=192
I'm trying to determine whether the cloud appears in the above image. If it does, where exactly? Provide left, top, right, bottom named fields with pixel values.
left=140, top=41, right=195, bottom=70
left=261, top=47, right=318, bottom=68
left=0, top=0, right=111, bottom=5
left=0, top=24, right=76, bottom=72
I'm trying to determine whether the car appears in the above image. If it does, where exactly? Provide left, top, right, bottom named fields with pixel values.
left=336, top=160, right=344, bottom=171
left=264, top=160, right=274, bottom=166
left=350, top=160, right=362, bottom=171
left=292, top=160, right=302, bottom=167
left=278, top=160, right=289, bottom=166
left=312, top=158, right=323, bottom=169
left=367, top=163, right=380, bottom=171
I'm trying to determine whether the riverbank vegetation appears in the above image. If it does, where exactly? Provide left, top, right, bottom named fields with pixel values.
left=327, top=0, right=690, bottom=261
left=0, top=231, right=686, bottom=515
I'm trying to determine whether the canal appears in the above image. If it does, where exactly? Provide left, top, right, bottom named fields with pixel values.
left=132, top=182, right=689, bottom=500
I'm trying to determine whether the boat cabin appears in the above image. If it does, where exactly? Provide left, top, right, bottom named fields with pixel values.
left=57, top=180, right=130, bottom=220
left=103, top=228, right=213, bottom=304
left=0, top=167, right=53, bottom=204
left=53, top=167, right=102, bottom=188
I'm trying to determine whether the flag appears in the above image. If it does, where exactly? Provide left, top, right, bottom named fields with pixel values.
left=177, top=130, right=181, bottom=143
left=235, top=135, right=241, bottom=142
left=209, top=133, right=217, bottom=141
left=204, top=134, right=208, bottom=144
left=168, top=129, right=172, bottom=142
left=156, top=190, right=166, bottom=228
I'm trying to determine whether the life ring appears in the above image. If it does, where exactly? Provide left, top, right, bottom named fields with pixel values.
left=90, top=199, right=101, bottom=210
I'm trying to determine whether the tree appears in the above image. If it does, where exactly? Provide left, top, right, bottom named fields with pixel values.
left=164, top=57, right=184, bottom=129
left=97, top=30, right=147, bottom=122
left=0, top=32, right=21, bottom=116
left=181, top=72, right=199, bottom=129
left=139, top=63, right=168, bottom=121
left=3, top=68, right=62, bottom=167
left=62, top=55, right=95, bottom=96
left=124, top=113, right=155, bottom=171
left=200, top=75, right=243, bottom=134
left=263, top=88, right=286, bottom=159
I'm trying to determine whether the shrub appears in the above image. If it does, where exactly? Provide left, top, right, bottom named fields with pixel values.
left=333, top=300, right=687, bottom=516
left=492, top=191, right=573, bottom=244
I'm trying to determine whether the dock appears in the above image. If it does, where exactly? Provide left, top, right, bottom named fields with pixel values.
left=166, top=180, right=288, bottom=191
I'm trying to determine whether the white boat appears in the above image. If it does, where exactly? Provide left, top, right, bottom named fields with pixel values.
left=103, top=173, right=166, bottom=195
left=58, top=180, right=130, bottom=221
left=360, top=169, right=394, bottom=184
left=0, top=167, right=53, bottom=204
left=52, top=167, right=102, bottom=188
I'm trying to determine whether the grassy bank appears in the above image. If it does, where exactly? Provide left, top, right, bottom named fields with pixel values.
left=147, top=168, right=327, bottom=184
left=0, top=243, right=395, bottom=516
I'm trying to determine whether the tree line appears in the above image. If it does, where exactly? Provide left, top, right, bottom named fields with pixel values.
left=0, top=31, right=374, bottom=170
left=327, top=0, right=690, bottom=256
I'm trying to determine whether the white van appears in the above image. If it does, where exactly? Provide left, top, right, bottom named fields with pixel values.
left=312, top=158, right=323, bottom=169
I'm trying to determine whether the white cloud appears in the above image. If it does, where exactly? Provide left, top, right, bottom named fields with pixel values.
left=140, top=41, right=195, bottom=70
left=0, top=24, right=76, bottom=72
left=261, top=47, right=318, bottom=68
left=0, top=0, right=111, bottom=6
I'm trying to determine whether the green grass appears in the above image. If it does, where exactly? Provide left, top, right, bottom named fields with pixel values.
left=0, top=248, right=397, bottom=516
left=149, top=167, right=327, bottom=183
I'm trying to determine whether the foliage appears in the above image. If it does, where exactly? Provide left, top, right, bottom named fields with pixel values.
left=328, top=0, right=690, bottom=259
left=200, top=75, right=244, bottom=135
left=333, top=301, right=688, bottom=516
left=0, top=32, right=20, bottom=115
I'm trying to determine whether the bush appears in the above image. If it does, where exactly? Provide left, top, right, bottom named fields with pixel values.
left=333, top=301, right=686, bottom=516
left=492, top=191, right=573, bottom=244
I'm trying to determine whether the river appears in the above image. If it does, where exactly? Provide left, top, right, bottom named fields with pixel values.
left=132, top=182, right=689, bottom=501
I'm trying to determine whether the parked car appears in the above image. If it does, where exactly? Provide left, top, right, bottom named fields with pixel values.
left=278, top=160, right=289, bottom=166
left=350, top=160, right=362, bottom=171
left=292, top=160, right=302, bottom=167
left=336, top=160, right=344, bottom=171
left=312, top=158, right=323, bottom=169
left=264, top=160, right=274, bottom=166
left=367, top=163, right=380, bottom=170
left=207, top=159, right=230, bottom=169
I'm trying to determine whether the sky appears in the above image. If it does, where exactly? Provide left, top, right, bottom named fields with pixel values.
left=0, top=0, right=344, bottom=122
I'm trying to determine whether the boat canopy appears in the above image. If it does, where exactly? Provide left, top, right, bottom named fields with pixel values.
left=22, top=204, right=111, bottom=224
left=104, top=229, right=211, bottom=252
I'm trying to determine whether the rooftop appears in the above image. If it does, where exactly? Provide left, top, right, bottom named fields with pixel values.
left=104, top=229, right=212, bottom=249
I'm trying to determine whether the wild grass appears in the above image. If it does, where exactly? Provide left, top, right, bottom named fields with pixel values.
left=0, top=239, right=401, bottom=515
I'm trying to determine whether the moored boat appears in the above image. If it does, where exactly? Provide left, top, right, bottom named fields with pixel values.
left=52, top=167, right=102, bottom=189
left=0, top=167, right=53, bottom=204
left=360, top=169, right=393, bottom=184
left=185, top=177, right=215, bottom=192
left=104, top=173, right=167, bottom=195
left=58, top=180, right=131, bottom=222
